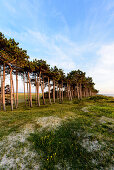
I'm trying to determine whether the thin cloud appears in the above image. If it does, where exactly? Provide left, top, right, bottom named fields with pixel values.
left=88, top=43, right=114, bottom=94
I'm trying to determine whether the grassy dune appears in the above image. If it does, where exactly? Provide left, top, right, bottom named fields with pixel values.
left=0, top=95, right=114, bottom=169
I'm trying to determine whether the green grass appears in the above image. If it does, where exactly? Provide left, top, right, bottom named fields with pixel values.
left=0, top=94, right=114, bottom=169
left=28, top=118, right=113, bottom=169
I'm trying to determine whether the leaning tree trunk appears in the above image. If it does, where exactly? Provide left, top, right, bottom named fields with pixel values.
left=28, top=72, right=32, bottom=107
left=48, top=77, right=51, bottom=104
left=16, top=71, right=18, bottom=108
left=53, top=79, right=55, bottom=103
left=2, top=64, right=6, bottom=111
left=10, top=67, right=13, bottom=111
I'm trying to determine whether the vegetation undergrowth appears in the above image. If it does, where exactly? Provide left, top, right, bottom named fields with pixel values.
left=27, top=95, right=114, bottom=170
left=0, top=95, right=114, bottom=169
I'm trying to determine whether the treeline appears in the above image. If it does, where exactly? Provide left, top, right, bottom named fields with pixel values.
left=0, top=32, right=98, bottom=111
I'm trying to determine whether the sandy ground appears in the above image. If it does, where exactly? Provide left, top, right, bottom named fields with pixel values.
left=0, top=116, right=65, bottom=169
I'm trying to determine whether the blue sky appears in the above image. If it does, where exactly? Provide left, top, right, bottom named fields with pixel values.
left=0, top=0, right=114, bottom=94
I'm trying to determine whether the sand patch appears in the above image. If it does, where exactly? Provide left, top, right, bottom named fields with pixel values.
left=82, top=139, right=101, bottom=152
left=0, top=116, right=66, bottom=169
left=82, top=107, right=89, bottom=112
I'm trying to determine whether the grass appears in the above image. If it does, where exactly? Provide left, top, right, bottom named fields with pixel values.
left=0, top=94, right=114, bottom=169
left=28, top=118, right=113, bottom=169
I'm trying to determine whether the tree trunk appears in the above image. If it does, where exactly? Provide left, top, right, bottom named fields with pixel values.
left=53, top=79, right=55, bottom=103
left=12, top=76, right=16, bottom=108
left=61, top=81, right=63, bottom=102
left=68, top=84, right=70, bottom=100
left=42, top=77, right=45, bottom=105
left=74, top=86, right=77, bottom=98
left=28, top=72, right=32, bottom=107
left=27, top=75, right=30, bottom=106
left=79, top=83, right=82, bottom=99
left=59, top=84, right=61, bottom=102
left=90, top=89, right=92, bottom=96
left=10, top=68, right=13, bottom=111
left=71, top=87, right=73, bottom=99
left=67, top=82, right=69, bottom=98
left=0, top=66, right=2, bottom=110
left=86, top=88, right=88, bottom=97
left=2, top=64, right=6, bottom=111
left=23, top=73, right=26, bottom=105
left=57, top=83, right=59, bottom=100
left=83, top=89, right=86, bottom=98
left=77, top=83, right=80, bottom=99
left=35, top=76, right=37, bottom=105
left=70, top=86, right=72, bottom=100
left=37, top=74, right=40, bottom=106
left=16, top=71, right=18, bottom=108
left=48, top=77, right=51, bottom=104
left=41, top=76, right=45, bottom=105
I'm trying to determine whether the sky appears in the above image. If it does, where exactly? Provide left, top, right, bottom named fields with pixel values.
left=0, top=0, right=114, bottom=94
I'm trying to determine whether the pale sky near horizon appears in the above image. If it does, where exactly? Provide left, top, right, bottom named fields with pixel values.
left=0, top=0, right=114, bottom=94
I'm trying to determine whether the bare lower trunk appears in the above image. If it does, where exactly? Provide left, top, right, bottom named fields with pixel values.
left=79, top=83, right=82, bottom=99
left=35, top=76, right=37, bottom=105
left=41, top=76, right=45, bottom=105
left=57, top=83, right=59, bottom=100
left=67, top=82, right=69, bottom=98
left=86, top=88, right=88, bottom=97
left=0, top=66, right=2, bottom=110
left=83, top=89, right=86, bottom=98
left=53, top=79, right=55, bottom=103
left=2, top=64, right=6, bottom=111
left=28, top=72, right=32, bottom=107
left=70, top=86, right=72, bottom=100
left=42, top=77, right=45, bottom=105
left=68, top=84, right=70, bottom=100
left=27, top=76, right=30, bottom=106
left=61, top=81, right=63, bottom=102
left=23, top=74, right=26, bottom=105
left=16, top=71, right=18, bottom=108
left=89, top=89, right=92, bottom=96
left=77, top=83, right=80, bottom=99
left=37, top=74, right=40, bottom=106
left=48, top=77, right=51, bottom=104
left=74, top=86, right=77, bottom=98
left=59, top=84, right=61, bottom=102
left=10, top=68, right=13, bottom=111
left=12, top=76, right=16, bottom=108
left=71, top=87, right=73, bottom=99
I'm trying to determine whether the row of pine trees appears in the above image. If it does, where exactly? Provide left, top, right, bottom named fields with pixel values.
left=0, top=32, right=98, bottom=111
